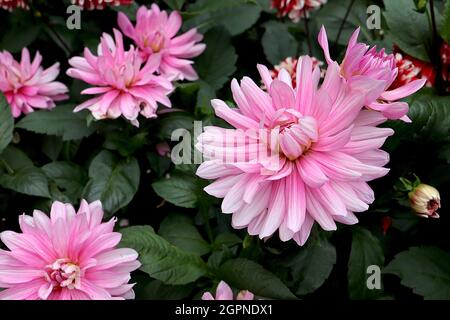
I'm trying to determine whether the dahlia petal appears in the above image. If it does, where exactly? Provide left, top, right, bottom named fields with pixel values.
left=270, top=80, right=295, bottom=110
left=292, top=215, right=314, bottom=246
left=306, top=189, right=337, bottom=231
left=215, top=281, right=234, bottom=300
left=297, top=157, right=328, bottom=188
left=318, top=26, right=333, bottom=64
left=211, top=99, right=259, bottom=130
left=380, top=78, right=427, bottom=101
left=259, top=181, right=285, bottom=238
left=94, top=248, right=139, bottom=271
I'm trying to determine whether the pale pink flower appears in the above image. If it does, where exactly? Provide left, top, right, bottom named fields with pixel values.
left=118, top=4, right=206, bottom=81
left=272, top=0, right=327, bottom=22
left=0, top=200, right=140, bottom=300
left=318, top=26, right=426, bottom=122
left=196, top=55, right=393, bottom=246
left=0, top=48, right=68, bottom=117
left=202, top=281, right=254, bottom=300
left=67, top=29, right=173, bottom=126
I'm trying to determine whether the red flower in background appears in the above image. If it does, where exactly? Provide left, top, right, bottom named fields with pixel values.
left=71, top=0, right=133, bottom=10
left=440, top=42, right=450, bottom=90
left=390, top=49, right=436, bottom=90
left=272, top=0, right=327, bottom=22
left=0, top=0, right=29, bottom=11
left=270, top=56, right=324, bottom=87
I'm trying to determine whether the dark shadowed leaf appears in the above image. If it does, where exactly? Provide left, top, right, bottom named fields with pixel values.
left=120, top=226, right=208, bottom=285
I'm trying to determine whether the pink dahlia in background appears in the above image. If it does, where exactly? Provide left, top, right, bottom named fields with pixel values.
left=0, top=200, right=140, bottom=300
left=67, top=29, right=173, bottom=126
left=272, top=0, right=327, bottom=22
left=318, top=26, right=426, bottom=122
left=0, top=48, right=68, bottom=118
left=196, top=55, right=393, bottom=246
left=202, top=281, right=254, bottom=300
left=71, top=0, right=133, bottom=10
left=0, top=0, right=28, bottom=10
left=270, top=56, right=325, bottom=87
left=118, top=4, right=206, bottom=81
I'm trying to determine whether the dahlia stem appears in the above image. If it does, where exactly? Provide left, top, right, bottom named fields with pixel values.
left=200, top=202, right=214, bottom=243
left=429, top=0, right=444, bottom=94
left=303, top=11, right=313, bottom=56
left=334, top=0, right=356, bottom=52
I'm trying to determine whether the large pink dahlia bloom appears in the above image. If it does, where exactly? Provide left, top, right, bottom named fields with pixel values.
left=196, top=56, right=393, bottom=246
left=0, top=48, right=68, bottom=117
left=67, top=29, right=173, bottom=126
left=318, top=26, right=426, bottom=122
left=0, top=200, right=140, bottom=300
left=202, top=281, right=254, bottom=300
left=118, top=4, right=206, bottom=81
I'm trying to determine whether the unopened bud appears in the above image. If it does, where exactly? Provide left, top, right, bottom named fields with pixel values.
left=409, top=184, right=441, bottom=218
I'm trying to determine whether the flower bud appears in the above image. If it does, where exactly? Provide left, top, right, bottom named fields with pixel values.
left=409, top=184, right=441, bottom=218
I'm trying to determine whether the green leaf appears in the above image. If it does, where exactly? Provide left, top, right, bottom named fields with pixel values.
left=159, top=213, right=210, bottom=256
left=16, top=105, right=97, bottom=141
left=262, top=21, right=298, bottom=65
left=195, top=27, right=237, bottom=90
left=219, top=258, right=297, bottom=299
left=0, top=23, right=40, bottom=53
left=290, top=235, right=336, bottom=296
left=137, top=279, right=193, bottom=300
left=163, top=0, right=186, bottom=10
left=386, top=95, right=450, bottom=148
left=196, top=82, right=216, bottom=116
left=384, top=247, right=450, bottom=299
left=104, top=131, right=148, bottom=157
left=383, top=0, right=432, bottom=61
left=0, top=167, right=50, bottom=198
left=0, top=145, right=33, bottom=170
left=155, top=111, right=195, bottom=140
left=42, top=161, right=88, bottom=202
left=83, top=150, right=140, bottom=214
left=120, top=226, right=208, bottom=285
left=348, top=227, right=385, bottom=300
left=213, top=233, right=242, bottom=250
left=152, top=172, right=200, bottom=208
left=0, top=93, right=14, bottom=155
left=184, top=0, right=261, bottom=36
left=111, top=2, right=139, bottom=20
left=441, top=0, right=450, bottom=43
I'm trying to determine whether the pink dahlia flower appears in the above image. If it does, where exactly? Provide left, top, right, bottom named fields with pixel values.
left=196, top=56, right=393, bottom=246
left=318, top=26, right=426, bottom=122
left=71, top=0, right=133, bottom=10
left=67, top=29, right=173, bottom=126
left=0, top=0, right=28, bottom=10
left=118, top=4, right=206, bottom=81
left=272, top=0, right=327, bottom=22
left=202, top=281, right=254, bottom=300
left=270, top=56, right=325, bottom=87
left=0, top=48, right=68, bottom=118
left=0, top=200, right=140, bottom=300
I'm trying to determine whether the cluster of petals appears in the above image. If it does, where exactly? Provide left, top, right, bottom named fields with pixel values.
left=0, top=48, right=68, bottom=117
left=0, top=200, right=140, bottom=300
left=71, top=0, right=133, bottom=10
left=196, top=50, right=395, bottom=245
left=67, top=29, right=173, bottom=126
left=270, top=56, right=325, bottom=87
left=202, top=281, right=254, bottom=300
left=318, top=27, right=426, bottom=122
left=118, top=4, right=206, bottom=81
left=272, top=0, right=327, bottom=22
left=0, top=0, right=28, bottom=10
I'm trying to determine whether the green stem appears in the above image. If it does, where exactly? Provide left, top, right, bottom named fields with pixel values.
left=303, top=10, right=313, bottom=56
left=0, top=159, right=14, bottom=175
left=200, top=202, right=214, bottom=243
left=429, top=0, right=444, bottom=94
left=333, top=0, right=356, bottom=52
